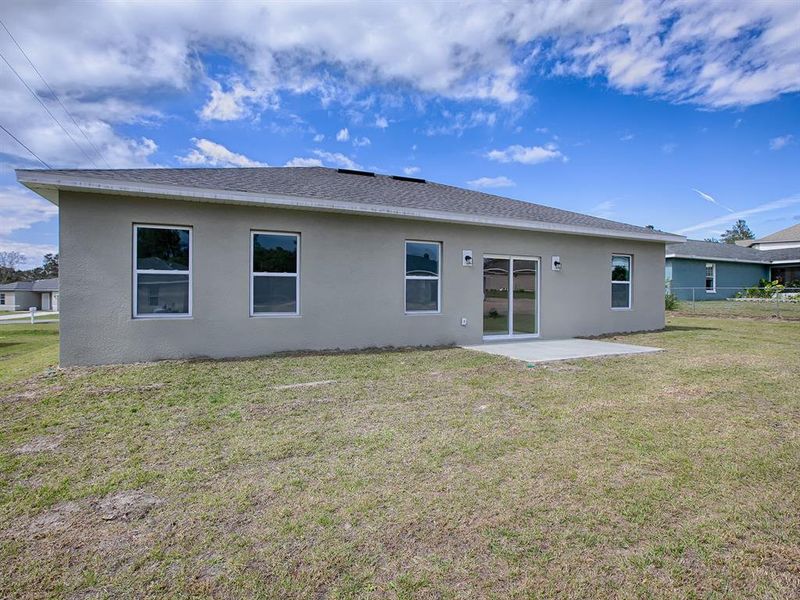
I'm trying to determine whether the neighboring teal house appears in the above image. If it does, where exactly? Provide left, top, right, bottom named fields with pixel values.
left=665, top=237, right=800, bottom=301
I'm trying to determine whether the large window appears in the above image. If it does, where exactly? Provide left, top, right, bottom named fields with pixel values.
left=405, top=241, right=441, bottom=313
left=133, top=225, right=191, bottom=318
left=251, top=231, right=299, bottom=316
left=611, top=254, right=631, bottom=309
left=705, top=263, right=716, bottom=293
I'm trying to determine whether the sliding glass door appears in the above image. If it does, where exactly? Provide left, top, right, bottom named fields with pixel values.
left=483, top=256, right=538, bottom=338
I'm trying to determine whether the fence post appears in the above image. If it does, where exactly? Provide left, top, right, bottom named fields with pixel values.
left=776, top=292, right=780, bottom=319
left=29, top=306, right=36, bottom=324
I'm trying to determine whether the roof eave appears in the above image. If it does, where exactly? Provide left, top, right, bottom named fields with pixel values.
left=665, top=253, right=772, bottom=264
left=17, top=171, right=685, bottom=244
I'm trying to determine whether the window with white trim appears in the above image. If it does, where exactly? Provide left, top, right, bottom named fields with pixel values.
left=251, top=231, right=299, bottom=315
left=611, top=254, right=632, bottom=309
left=405, top=241, right=441, bottom=313
left=133, top=225, right=191, bottom=318
left=705, top=263, right=716, bottom=293
left=0, top=293, right=5, bottom=305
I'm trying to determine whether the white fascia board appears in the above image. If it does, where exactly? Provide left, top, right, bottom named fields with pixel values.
left=17, top=171, right=686, bottom=244
left=665, top=253, right=772, bottom=264
left=770, top=259, right=800, bottom=265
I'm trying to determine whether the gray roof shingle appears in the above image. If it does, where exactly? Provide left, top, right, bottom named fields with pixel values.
left=0, top=278, right=59, bottom=292
left=17, top=166, right=678, bottom=240
left=666, top=239, right=800, bottom=263
left=753, top=223, right=800, bottom=244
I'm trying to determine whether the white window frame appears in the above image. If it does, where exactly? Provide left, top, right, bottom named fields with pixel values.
left=250, top=230, right=300, bottom=317
left=611, top=254, right=632, bottom=310
left=705, top=263, right=716, bottom=293
left=0, top=293, right=5, bottom=305
left=133, top=224, right=192, bottom=319
left=405, top=240, right=442, bottom=314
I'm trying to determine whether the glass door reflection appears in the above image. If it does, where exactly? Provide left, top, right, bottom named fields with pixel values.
left=483, top=256, right=538, bottom=337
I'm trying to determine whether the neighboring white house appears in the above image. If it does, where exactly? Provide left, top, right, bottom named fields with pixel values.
left=0, top=278, right=59, bottom=311
left=17, top=166, right=684, bottom=366
left=735, top=223, right=800, bottom=251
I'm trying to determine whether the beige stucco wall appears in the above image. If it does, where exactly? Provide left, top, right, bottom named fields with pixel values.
left=1, top=290, right=41, bottom=311
left=59, top=191, right=667, bottom=366
left=0, top=292, right=15, bottom=310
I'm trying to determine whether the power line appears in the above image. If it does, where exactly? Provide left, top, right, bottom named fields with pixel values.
left=0, top=122, right=52, bottom=168
left=0, top=47, right=99, bottom=168
left=0, top=19, right=111, bottom=168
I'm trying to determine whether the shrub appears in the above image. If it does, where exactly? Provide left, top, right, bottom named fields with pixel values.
left=664, top=292, right=679, bottom=310
left=736, top=278, right=785, bottom=299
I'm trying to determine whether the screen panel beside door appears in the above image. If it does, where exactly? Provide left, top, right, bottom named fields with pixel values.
left=483, top=256, right=538, bottom=337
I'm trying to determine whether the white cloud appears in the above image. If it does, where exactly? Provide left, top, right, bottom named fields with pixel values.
left=312, top=150, right=360, bottom=169
left=352, top=136, right=371, bottom=147
left=661, top=142, right=678, bottom=154
left=677, top=194, right=800, bottom=235
left=692, top=188, right=734, bottom=213
left=425, top=109, right=497, bottom=136
left=336, top=128, right=350, bottom=142
left=467, top=176, right=515, bottom=188
left=313, top=133, right=325, bottom=142
left=0, top=187, right=58, bottom=237
left=0, top=0, right=797, bottom=177
left=0, top=239, right=59, bottom=269
left=199, top=79, right=278, bottom=121
left=589, top=200, right=615, bottom=219
left=403, top=166, right=421, bottom=175
left=769, top=134, right=795, bottom=150
left=486, top=143, right=565, bottom=165
left=177, top=138, right=267, bottom=167
left=620, top=132, right=635, bottom=141
left=285, top=157, right=323, bottom=167
left=375, top=116, right=389, bottom=129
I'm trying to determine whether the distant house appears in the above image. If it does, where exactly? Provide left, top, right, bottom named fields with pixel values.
left=0, top=278, right=59, bottom=311
left=735, top=223, right=800, bottom=251
left=666, top=237, right=800, bottom=300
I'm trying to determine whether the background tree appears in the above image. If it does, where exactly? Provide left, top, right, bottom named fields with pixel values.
left=0, top=251, right=26, bottom=283
left=704, top=237, right=720, bottom=243
left=720, top=219, right=755, bottom=244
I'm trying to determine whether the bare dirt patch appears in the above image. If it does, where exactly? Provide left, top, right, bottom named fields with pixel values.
left=92, top=491, right=163, bottom=522
left=84, top=383, right=166, bottom=396
left=13, top=434, right=64, bottom=455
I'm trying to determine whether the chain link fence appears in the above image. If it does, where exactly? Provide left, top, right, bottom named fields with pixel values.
left=665, top=286, right=800, bottom=320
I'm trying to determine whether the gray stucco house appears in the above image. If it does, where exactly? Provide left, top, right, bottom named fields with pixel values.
left=0, top=278, right=59, bottom=311
left=17, top=166, right=683, bottom=366
left=665, top=238, right=800, bottom=300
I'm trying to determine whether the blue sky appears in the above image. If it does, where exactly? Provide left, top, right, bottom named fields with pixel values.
left=1, top=1, right=799, bottom=267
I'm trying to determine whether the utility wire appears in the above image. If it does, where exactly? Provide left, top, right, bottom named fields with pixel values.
left=0, top=19, right=111, bottom=168
left=0, top=122, right=52, bottom=168
left=0, top=48, right=99, bottom=168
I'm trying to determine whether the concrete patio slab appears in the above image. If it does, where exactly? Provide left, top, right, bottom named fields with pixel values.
left=462, top=338, right=661, bottom=364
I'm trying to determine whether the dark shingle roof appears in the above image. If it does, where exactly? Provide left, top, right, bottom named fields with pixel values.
left=666, top=240, right=800, bottom=263
left=0, top=278, right=58, bottom=292
left=17, top=166, right=678, bottom=240
left=760, top=247, right=800, bottom=262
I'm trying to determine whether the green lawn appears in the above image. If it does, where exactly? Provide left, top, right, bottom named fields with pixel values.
left=0, top=318, right=798, bottom=598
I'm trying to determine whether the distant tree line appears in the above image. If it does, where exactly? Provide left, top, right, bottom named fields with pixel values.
left=0, top=252, right=58, bottom=284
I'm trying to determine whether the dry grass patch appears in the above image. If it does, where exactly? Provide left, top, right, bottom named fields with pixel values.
left=0, top=316, right=798, bottom=598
